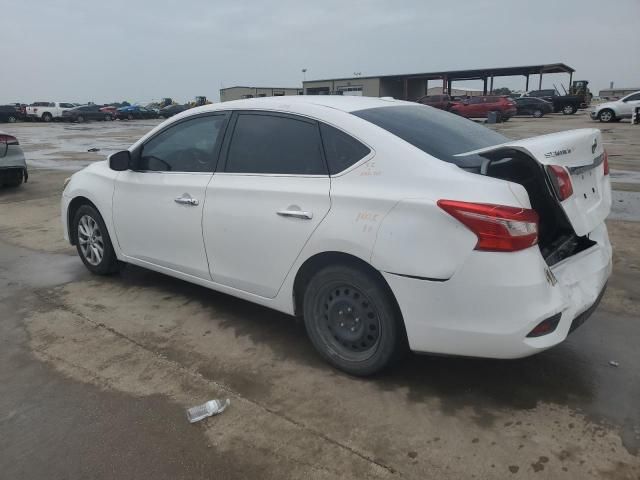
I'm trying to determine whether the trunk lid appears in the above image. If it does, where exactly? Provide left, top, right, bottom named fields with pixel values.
left=457, top=129, right=611, bottom=236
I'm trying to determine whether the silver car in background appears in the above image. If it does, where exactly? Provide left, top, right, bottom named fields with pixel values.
left=0, top=131, right=28, bottom=187
left=591, top=91, right=640, bottom=122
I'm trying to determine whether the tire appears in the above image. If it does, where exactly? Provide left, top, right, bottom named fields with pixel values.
left=562, top=104, right=577, bottom=115
left=104, top=114, right=113, bottom=121
left=76, top=115, right=85, bottom=123
left=1, top=169, right=24, bottom=187
left=127, top=113, right=134, bottom=120
left=302, top=264, right=405, bottom=376
left=501, top=115, right=510, bottom=122
left=598, top=109, right=615, bottom=123
left=73, top=204, right=121, bottom=275
left=532, top=109, right=543, bottom=118
left=7, top=115, right=17, bottom=123
left=42, top=112, right=53, bottom=122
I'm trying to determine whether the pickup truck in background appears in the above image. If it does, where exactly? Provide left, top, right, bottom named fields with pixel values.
left=26, top=102, right=75, bottom=122
left=523, top=81, right=592, bottom=115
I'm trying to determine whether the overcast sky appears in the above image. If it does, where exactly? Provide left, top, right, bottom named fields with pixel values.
left=1, top=0, right=638, bottom=104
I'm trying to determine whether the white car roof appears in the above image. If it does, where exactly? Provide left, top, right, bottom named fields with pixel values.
left=191, top=95, right=410, bottom=115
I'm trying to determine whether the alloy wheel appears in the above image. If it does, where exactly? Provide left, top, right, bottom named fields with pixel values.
left=77, top=214, right=104, bottom=266
left=599, top=110, right=613, bottom=122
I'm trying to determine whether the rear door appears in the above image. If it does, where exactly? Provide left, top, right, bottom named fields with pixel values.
left=458, top=129, right=611, bottom=236
left=113, top=113, right=229, bottom=279
left=203, top=111, right=331, bottom=298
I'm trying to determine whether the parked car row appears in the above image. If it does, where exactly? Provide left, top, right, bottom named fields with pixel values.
left=417, top=94, right=523, bottom=120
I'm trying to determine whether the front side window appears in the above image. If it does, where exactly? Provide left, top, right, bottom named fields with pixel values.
left=225, top=114, right=325, bottom=175
left=320, top=123, right=370, bottom=174
left=139, top=114, right=227, bottom=172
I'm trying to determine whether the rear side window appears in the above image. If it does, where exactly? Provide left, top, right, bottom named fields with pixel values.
left=352, top=105, right=507, bottom=169
left=320, top=123, right=370, bottom=174
left=225, top=114, right=325, bottom=175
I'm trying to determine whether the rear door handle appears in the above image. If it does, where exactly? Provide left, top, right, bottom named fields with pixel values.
left=277, top=209, right=313, bottom=220
left=174, top=193, right=199, bottom=206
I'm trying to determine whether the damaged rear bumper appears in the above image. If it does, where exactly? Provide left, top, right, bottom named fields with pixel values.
left=383, top=222, right=612, bottom=359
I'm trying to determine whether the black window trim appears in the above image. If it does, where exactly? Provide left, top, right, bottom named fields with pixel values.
left=218, top=110, right=330, bottom=177
left=130, top=111, right=231, bottom=174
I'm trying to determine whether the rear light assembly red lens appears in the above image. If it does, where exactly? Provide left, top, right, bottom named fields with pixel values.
left=603, top=150, right=609, bottom=175
left=546, top=165, right=573, bottom=200
left=0, top=134, right=19, bottom=145
left=437, top=200, right=539, bottom=252
left=526, top=313, right=562, bottom=337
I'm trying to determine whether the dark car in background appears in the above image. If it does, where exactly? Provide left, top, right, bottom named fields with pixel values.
left=0, top=105, right=26, bottom=123
left=116, top=105, right=158, bottom=120
left=514, top=97, right=553, bottom=118
left=448, top=95, right=517, bottom=120
left=62, top=105, right=114, bottom=122
left=159, top=104, right=190, bottom=118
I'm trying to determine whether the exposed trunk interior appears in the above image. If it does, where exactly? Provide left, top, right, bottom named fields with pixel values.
left=473, top=149, right=596, bottom=266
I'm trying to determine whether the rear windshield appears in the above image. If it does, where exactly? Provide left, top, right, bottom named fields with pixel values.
left=352, top=105, right=507, bottom=168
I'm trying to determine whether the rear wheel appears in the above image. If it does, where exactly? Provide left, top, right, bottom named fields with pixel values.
left=76, top=115, right=85, bottom=123
left=7, top=115, right=17, bottom=123
left=104, top=114, right=113, bottom=121
left=532, top=109, right=543, bottom=118
left=1, top=169, right=24, bottom=187
left=73, top=204, right=120, bottom=275
left=42, top=112, right=52, bottom=122
left=127, top=113, right=134, bottom=120
left=562, top=104, right=577, bottom=115
left=302, top=265, right=404, bottom=376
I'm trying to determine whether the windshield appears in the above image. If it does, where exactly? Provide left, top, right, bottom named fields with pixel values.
left=352, top=105, right=508, bottom=168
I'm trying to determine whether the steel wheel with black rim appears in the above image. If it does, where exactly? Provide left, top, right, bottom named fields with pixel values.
left=73, top=204, right=121, bottom=274
left=303, top=265, right=404, bottom=376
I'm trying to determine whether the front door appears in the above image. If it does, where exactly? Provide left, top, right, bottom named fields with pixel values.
left=203, top=111, right=331, bottom=298
left=113, top=113, right=229, bottom=279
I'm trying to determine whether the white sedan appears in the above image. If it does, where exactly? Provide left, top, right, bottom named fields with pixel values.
left=62, top=96, right=612, bottom=375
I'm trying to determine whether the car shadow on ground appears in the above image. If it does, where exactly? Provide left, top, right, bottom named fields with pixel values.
left=112, top=264, right=599, bottom=418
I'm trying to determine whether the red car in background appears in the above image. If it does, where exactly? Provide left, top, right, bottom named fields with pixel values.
left=449, top=95, right=517, bottom=120
left=416, top=94, right=453, bottom=110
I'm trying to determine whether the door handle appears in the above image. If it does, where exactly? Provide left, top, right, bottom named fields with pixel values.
left=277, top=208, right=313, bottom=220
left=174, top=194, right=199, bottom=206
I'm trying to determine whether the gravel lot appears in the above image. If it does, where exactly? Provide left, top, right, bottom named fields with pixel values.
left=1, top=112, right=639, bottom=479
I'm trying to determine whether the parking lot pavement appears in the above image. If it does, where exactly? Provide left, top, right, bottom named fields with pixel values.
left=1, top=115, right=639, bottom=479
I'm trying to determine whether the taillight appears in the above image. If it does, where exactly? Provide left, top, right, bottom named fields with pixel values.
left=603, top=150, right=609, bottom=175
left=0, top=134, right=19, bottom=145
left=547, top=165, right=573, bottom=200
left=437, top=200, right=539, bottom=252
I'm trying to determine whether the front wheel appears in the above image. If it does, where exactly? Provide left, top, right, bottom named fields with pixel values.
left=598, top=109, right=615, bottom=123
left=303, top=265, right=404, bottom=376
left=7, top=115, right=17, bottom=123
left=532, top=109, right=544, bottom=118
left=104, top=114, right=113, bottom=121
left=73, top=204, right=121, bottom=275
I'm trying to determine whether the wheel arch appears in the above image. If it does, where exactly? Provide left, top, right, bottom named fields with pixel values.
left=292, top=251, right=404, bottom=325
left=67, top=196, right=100, bottom=245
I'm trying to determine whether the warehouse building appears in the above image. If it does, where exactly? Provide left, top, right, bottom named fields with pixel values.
left=220, top=86, right=303, bottom=102
left=303, top=63, right=575, bottom=101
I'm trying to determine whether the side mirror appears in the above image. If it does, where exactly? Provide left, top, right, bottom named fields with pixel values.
left=109, top=150, right=131, bottom=171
